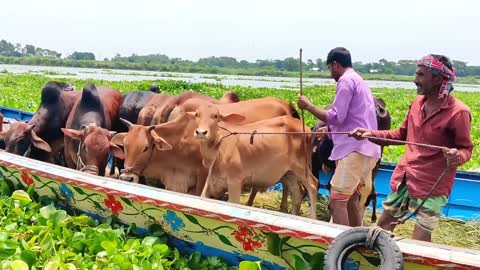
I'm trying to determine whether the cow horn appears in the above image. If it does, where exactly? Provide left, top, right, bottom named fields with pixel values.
left=26, top=124, right=35, bottom=132
left=120, top=118, right=133, bottom=128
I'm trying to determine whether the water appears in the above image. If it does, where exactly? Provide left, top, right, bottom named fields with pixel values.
left=1, top=64, right=478, bottom=92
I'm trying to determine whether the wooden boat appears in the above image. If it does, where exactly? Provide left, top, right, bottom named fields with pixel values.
left=1, top=105, right=479, bottom=269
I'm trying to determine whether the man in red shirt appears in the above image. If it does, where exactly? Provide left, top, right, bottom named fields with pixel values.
left=351, top=54, right=473, bottom=241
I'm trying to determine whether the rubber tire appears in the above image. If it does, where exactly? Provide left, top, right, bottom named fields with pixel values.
left=325, top=227, right=404, bottom=270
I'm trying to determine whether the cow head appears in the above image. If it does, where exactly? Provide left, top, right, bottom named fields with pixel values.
left=0, top=122, right=52, bottom=156
left=182, top=99, right=244, bottom=142
left=62, top=124, right=121, bottom=176
left=111, top=119, right=172, bottom=183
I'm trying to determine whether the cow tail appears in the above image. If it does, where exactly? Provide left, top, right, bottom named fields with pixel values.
left=289, top=102, right=300, bottom=119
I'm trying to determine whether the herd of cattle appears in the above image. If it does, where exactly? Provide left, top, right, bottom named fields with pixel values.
left=0, top=81, right=390, bottom=219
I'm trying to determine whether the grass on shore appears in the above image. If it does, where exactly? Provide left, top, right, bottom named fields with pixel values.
left=240, top=191, right=480, bottom=250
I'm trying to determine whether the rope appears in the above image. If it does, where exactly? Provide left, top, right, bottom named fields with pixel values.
left=366, top=227, right=391, bottom=249
left=216, top=125, right=451, bottom=226
left=391, top=167, right=449, bottom=225
left=23, top=145, right=32, bottom=157
left=75, top=140, right=99, bottom=175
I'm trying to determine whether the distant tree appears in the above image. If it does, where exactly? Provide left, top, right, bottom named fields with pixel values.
left=283, top=57, right=299, bottom=71
left=68, top=51, right=96, bottom=60
left=24, top=45, right=36, bottom=56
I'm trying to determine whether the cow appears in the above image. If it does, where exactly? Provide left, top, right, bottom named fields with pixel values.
left=311, top=97, right=391, bottom=222
left=118, top=90, right=156, bottom=129
left=0, top=81, right=81, bottom=165
left=61, top=83, right=123, bottom=176
left=112, top=97, right=300, bottom=195
left=181, top=98, right=319, bottom=219
left=149, top=84, right=160, bottom=93
left=111, top=114, right=207, bottom=194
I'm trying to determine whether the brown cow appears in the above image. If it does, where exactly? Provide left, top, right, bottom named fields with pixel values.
left=0, top=82, right=81, bottom=164
left=111, top=115, right=207, bottom=194
left=137, top=91, right=240, bottom=126
left=182, top=99, right=319, bottom=218
left=61, top=83, right=123, bottom=176
left=112, top=97, right=300, bottom=195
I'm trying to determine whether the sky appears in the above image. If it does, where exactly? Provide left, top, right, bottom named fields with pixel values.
left=2, top=0, right=480, bottom=65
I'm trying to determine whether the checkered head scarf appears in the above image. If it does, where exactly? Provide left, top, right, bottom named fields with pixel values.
left=417, top=55, right=456, bottom=93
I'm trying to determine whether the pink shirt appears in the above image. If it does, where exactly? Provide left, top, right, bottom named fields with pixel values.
left=326, top=68, right=381, bottom=160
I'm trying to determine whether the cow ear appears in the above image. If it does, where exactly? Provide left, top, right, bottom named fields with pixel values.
left=62, top=128, right=83, bottom=140
left=150, top=130, right=172, bottom=151
left=220, top=113, right=245, bottom=123
left=29, top=129, right=52, bottom=152
left=110, top=142, right=125, bottom=160
left=111, top=133, right=127, bottom=146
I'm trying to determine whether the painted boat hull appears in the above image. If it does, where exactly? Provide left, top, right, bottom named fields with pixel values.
left=1, top=151, right=479, bottom=270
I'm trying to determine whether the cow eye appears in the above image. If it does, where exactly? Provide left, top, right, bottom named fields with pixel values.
left=143, top=146, right=149, bottom=152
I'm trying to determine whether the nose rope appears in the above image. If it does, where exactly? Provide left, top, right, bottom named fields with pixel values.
left=76, top=140, right=99, bottom=175
left=23, top=145, right=32, bottom=157
left=119, top=144, right=155, bottom=180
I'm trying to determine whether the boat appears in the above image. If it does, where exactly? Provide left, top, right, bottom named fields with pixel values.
left=1, top=105, right=479, bottom=269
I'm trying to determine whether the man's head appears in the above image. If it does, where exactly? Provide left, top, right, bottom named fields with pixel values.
left=326, top=47, right=352, bottom=82
left=415, top=54, right=455, bottom=96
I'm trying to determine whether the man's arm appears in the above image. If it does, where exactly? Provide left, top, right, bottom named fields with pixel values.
left=446, top=110, right=474, bottom=167
left=351, top=105, right=411, bottom=146
left=297, top=78, right=354, bottom=124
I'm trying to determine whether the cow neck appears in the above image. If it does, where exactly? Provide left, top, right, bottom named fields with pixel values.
left=199, top=130, right=225, bottom=169
left=153, top=112, right=190, bottom=148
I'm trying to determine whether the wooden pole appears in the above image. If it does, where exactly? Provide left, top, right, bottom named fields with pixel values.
left=299, top=49, right=308, bottom=178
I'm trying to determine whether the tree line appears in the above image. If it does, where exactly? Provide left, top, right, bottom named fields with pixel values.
left=1, top=39, right=479, bottom=77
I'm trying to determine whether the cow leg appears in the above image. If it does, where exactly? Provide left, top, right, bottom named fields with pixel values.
left=246, top=188, right=258, bottom=206
left=279, top=184, right=289, bottom=213
left=282, top=174, right=303, bottom=215
left=227, top=179, right=242, bottom=204
left=293, top=170, right=318, bottom=219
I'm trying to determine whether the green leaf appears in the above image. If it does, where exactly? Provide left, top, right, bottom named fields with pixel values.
left=0, top=232, right=8, bottom=242
left=72, top=186, right=86, bottom=195
left=20, top=250, right=36, bottom=266
left=183, top=213, right=200, bottom=225
left=293, top=254, right=311, bottom=270
left=309, top=252, right=325, bottom=269
left=0, top=180, right=11, bottom=195
left=148, top=224, right=165, bottom=237
left=11, top=190, right=32, bottom=203
left=217, top=235, right=235, bottom=248
left=39, top=204, right=57, bottom=219
left=120, top=197, right=133, bottom=207
left=9, top=260, right=29, bottom=270
left=141, top=236, right=159, bottom=247
left=362, top=254, right=381, bottom=266
left=266, top=233, right=281, bottom=256
left=101, top=240, right=118, bottom=256
left=93, top=201, right=104, bottom=211
left=239, top=261, right=262, bottom=270
left=52, top=210, right=67, bottom=226
left=44, top=261, right=60, bottom=270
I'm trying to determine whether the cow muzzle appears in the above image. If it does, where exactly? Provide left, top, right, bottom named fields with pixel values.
left=194, top=128, right=209, bottom=139
left=119, top=172, right=140, bottom=183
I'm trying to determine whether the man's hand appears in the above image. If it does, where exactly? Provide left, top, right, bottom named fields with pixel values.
left=442, top=148, right=461, bottom=168
left=349, top=128, right=372, bottom=140
left=316, top=126, right=328, bottom=141
left=297, top=95, right=313, bottom=110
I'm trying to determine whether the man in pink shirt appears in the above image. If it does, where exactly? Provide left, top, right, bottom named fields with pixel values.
left=297, top=47, right=381, bottom=227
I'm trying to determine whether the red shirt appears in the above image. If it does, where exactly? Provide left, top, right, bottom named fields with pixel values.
left=371, top=94, right=473, bottom=198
